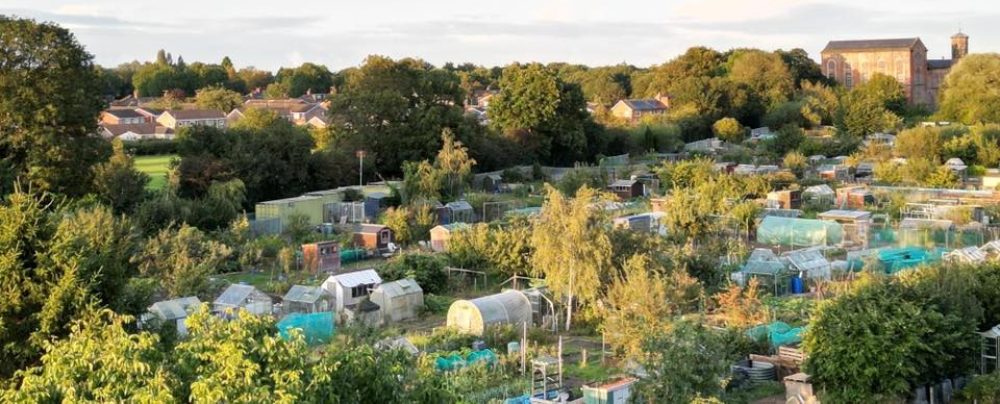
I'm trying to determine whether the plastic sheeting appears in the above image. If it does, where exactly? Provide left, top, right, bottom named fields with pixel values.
left=447, top=291, right=532, bottom=336
left=747, top=321, right=805, bottom=348
left=277, top=312, right=335, bottom=345
left=757, top=216, right=843, bottom=247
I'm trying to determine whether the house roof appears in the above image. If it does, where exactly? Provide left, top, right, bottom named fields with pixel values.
left=609, top=179, right=639, bottom=187
left=104, top=109, right=144, bottom=119
left=214, top=284, right=261, bottom=307
left=375, top=278, right=423, bottom=299
left=149, top=296, right=201, bottom=320
left=283, top=285, right=328, bottom=304
left=327, top=269, right=382, bottom=288
left=166, top=109, right=226, bottom=120
left=928, top=59, right=954, bottom=70
left=619, top=99, right=667, bottom=111
left=101, top=123, right=163, bottom=137
left=822, top=38, right=922, bottom=52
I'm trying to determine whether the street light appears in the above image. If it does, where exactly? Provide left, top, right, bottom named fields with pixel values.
left=356, top=150, right=366, bottom=189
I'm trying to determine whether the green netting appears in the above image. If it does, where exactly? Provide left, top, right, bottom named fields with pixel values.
left=747, top=321, right=805, bottom=348
left=435, top=354, right=466, bottom=371
left=756, top=216, right=843, bottom=247
left=277, top=312, right=335, bottom=345
left=877, top=247, right=942, bottom=274
left=435, top=349, right=497, bottom=372
left=870, top=227, right=990, bottom=249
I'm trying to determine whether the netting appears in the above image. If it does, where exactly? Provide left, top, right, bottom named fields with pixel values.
left=756, top=216, right=843, bottom=247
left=747, top=321, right=805, bottom=348
left=877, top=247, right=942, bottom=274
left=870, top=227, right=992, bottom=250
left=435, top=349, right=498, bottom=372
left=277, top=312, right=335, bottom=345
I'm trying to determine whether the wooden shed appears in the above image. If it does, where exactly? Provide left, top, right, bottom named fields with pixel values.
left=353, top=224, right=394, bottom=251
left=429, top=223, right=470, bottom=252
left=213, top=284, right=273, bottom=316
left=767, top=190, right=802, bottom=210
left=608, top=179, right=643, bottom=200
left=302, top=240, right=340, bottom=273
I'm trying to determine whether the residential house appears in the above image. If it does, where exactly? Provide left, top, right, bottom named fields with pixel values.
left=99, top=123, right=174, bottom=141
left=100, top=109, right=146, bottom=125
left=353, top=224, right=394, bottom=251
left=213, top=284, right=273, bottom=316
left=157, top=109, right=227, bottom=130
left=370, top=278, right=424, bottom=323
left=146, top=296, right=201, bottom=336
left=321, top=269, right=383, bottom=313
left=135, top=107, right=164, bottom=123
left=232, top=99, right=328, bottom=126
left=301, top=240, right=340, bottom=273
left=609, top=95, right=670, bottom=121
left=282, top=285, right=333, bottom=314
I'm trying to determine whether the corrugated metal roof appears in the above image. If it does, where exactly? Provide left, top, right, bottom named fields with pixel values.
left=804, top=185, right=834, bottom=196
left=622, top=99, right=667, bottom=111
left=327, top=269, right=382, bottom=288
left=149, top=296, right=201, bottom=320
left=818, top=210, right=872, bottom=221
left=374, top=278, right=423, bottom=299
left=283, top=285, right=328, bottom=304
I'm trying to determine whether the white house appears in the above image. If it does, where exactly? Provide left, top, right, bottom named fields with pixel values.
left=321, top=269, right=383, bottom=312
left=157, top=109, right=227, bottom=130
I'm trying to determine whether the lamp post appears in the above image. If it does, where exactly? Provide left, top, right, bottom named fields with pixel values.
left=356, top=150, right=366, bottom=188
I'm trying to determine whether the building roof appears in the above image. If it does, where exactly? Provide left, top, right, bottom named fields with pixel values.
left=804, top=184, right=835, bottom=196
left=374, top=278, right=423, bottom=299
left=282, top=285, right=328, bottom=304
left=434, top=222, right=470, bottom=232
left=257, top=195, right=323, bottom=205
left=214, top=284, right=261, bottom=307
left=823, top=38, right=922, bottom=52
left=356, top=224, right=388, bottom=234
left=103, top=109, right=145, bottom=119
left=445, top=200, right=473, bottom=211
left=817, top=209, right=872, bottom=221
left=149, top=296, right=201, bottom=320
left=928, top=59, right=954, bottom=70
left=609, top=179, right=639, bottom=187
left=166, top=109, right=226, bottom=120
left=101, top=123, right=162, bottom=137
left=327, top=269, right=382, bottom=288
left=619, top=99, right=667, bottom=111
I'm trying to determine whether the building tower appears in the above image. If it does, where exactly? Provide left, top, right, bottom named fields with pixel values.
left=952, top=31, right=969, bottom=61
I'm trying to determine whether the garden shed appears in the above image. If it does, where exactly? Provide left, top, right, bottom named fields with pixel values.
left=254, top=195, right=325, bottom=231
left=430, top=223, right=469, bottom=252
left=756, top=216, right=843, bottom=247
left=213, top=284, right=273, bottom=316
left=147, top=296, right=201, bottom=336
left=607, top=179, right=643, bottom=200
left=301, top=240, right=340, bottom=273
left=282, top=285, right=333, bottom=314
left=353, top=224, right=394, bottom=251
left=447, top=290, right=532, bottom=336
left=782, top=248, right=832, bottom=281
left=445, top=200, right=475, bottom=224
left=371, top=278, right=424, bottom=323
left=322, top=269, right=383, bottom=312
left=802, top=184, right=835, bottom=204
left=817, top=210, right=872, bottom=248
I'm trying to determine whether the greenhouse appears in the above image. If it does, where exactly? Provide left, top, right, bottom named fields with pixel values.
left=731, top=249, right=792, bottom=296
left=756, top=216, right=843, bottom=247
left=277, top=311, right=335, bottom=345
left=447, top=290, right=532, bottom=336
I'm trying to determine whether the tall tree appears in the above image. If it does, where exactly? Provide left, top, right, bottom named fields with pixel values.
left=939, top=54, right=1000, bottom=124
left=92, top=140, right=150, bottom=213
left=0, top=17, right=110, bottom=196
left=531, top=185, right=613, bottom=329
left=435, top=128, right=477, bottom=200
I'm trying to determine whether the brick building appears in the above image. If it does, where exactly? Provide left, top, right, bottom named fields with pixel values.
left=820, top=33, right=969, bottom=107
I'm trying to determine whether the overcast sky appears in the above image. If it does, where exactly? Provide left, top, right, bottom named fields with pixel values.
left=2, top=0, right=996, bottom=71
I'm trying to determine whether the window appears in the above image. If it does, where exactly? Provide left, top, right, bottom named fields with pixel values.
left=351, top=285, right=370, bottom=298
left=380, top=230, right=390, bottom=244
left=895, top=59, right=905, bottom=81
left=826, top=60, right=836, bottom=79
left=844, top=65, right=853, bottom=89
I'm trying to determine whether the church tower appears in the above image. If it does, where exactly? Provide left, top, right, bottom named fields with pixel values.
left=952, top=31, right=969, bottom=61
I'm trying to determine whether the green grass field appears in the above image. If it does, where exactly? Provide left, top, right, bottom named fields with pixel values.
left=134, top=154, right=176, bottom=191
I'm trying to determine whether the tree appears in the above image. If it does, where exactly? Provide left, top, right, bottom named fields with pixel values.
left=838, top=74, right=905, bottom=138
left=531, top=185, right=613, bottom=329
left=195, top=86, right=244, bottom=112
left=92, top=140, right=150, bottom=213
left=0, top=17, right=110, bottom=196
left=601, top=254, right=700, bottom=355
left=633, top=320, right=733, bottom=403
left=939, top=54, right=1000, bottom=124
left=728, top=50, right=795, bottom=110
left=4, top=310, right=176, bottom=403
left=274, top=62, right=333, bottom=97
left=711, top=117, right=744, bottom=143
left=435, top=129, right=477, bottom=200
left=925, top=165, right=960, bottom=188
left=770, top=124, right=805, bottom=155
left=132, top=224, right=232, bottom=298
left=782, top=151, right=808, bottom=177
left=381, top=207, right=412, bottom=245
left=400, top=160, right=442, bottom=204
left=777, top=48, right=827, bottom=88
left=894, top=126, right=943, bottom=160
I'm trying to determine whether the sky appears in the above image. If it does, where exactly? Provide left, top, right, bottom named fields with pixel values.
left=2, top=0, right=997, bottom=71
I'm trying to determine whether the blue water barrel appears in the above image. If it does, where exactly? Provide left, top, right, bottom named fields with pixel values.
left=790, top=276, right=804, bottom=294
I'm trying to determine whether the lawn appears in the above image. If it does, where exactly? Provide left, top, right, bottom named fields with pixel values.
left=134, top=154, right=176, bottom=191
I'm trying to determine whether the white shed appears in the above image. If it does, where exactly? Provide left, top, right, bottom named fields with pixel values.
left=446, top=290, right=532, bottom=336
left=213, top=284, right=273, bottom=316
left=322, top=269, right=383, bottom=312
left=371, top=278, right=424, bottom=323
left=148, top=296, right=201, bottom=336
